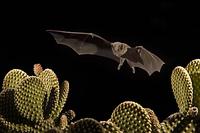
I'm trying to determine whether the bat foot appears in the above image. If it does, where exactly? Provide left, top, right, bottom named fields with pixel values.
left=117, top=58, right=125, bottom=70
left=131, top=67, right=135, bottom=74
left=117, top=64, right=122, bottom=70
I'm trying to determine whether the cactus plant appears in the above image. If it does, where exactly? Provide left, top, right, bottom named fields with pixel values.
left=1, top=59, right=200, bottom=133
left=110, top=101, right=153, bottom=133
left=159, top=59, right=200, bottom=132
left=100, top=121, right=122, bottom=133
left=0, top=64, right=70, bottom=132
left=68, top=118, right=105, bottom=133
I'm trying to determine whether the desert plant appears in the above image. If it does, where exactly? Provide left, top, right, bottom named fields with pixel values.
left=1, top=59, right=200, bottom=133
left=159, top=59, right=200, bottom=132
left=0, top=64, right=71, bottom=132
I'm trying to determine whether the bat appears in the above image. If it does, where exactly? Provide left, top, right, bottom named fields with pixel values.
left=46, top=30, right=165, bottom=75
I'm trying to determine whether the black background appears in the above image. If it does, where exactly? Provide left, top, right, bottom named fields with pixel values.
left=0, top=1, right=199, bottom=122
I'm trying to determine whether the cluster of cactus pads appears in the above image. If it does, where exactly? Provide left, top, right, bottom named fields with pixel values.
left=0, top=59, right=200, bottom=132
left=0, top=64, right=73, bottom=132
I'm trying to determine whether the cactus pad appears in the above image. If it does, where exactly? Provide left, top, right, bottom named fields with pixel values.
left=2, top=69, right=29, bottom=90
left=160, top=112, right=196, bottom=133
left=38, top=68, right=60, bottom=119
left=145, top=108, right=161, bottom=132
left=14, top=76, right=46, bottom=123
left=0, top=114, right=36, bottom=132
left=171, top=66, right=193, bottom=114
left=0, top=64, right=71, bottom=132
left=100, top=121, right=122, bottom=133
left=186, top=59, right=200, bottom=116
left=48, top=80, right=69, bottom=120
left=69, top=118, right=105, bottom=133
left=0, top=89, right=16, bottom=120
left=110, top=101, right=152, bottom=133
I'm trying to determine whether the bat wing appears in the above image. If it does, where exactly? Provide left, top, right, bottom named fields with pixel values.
left=47, top=30, right=119, bottom=62
left=122, top=46, right=165, bottom=75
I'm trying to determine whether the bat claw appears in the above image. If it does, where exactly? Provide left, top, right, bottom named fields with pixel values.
left=117, top=64, right=122, bottom=70
left=117, top=58, right=125, bottom=70
left=131, top=67, right=135, bottom=74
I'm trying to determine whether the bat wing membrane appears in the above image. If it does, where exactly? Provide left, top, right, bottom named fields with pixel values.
left=47, top=30, right=119, bottom=62
left=122, top=46, right=164, bottom=75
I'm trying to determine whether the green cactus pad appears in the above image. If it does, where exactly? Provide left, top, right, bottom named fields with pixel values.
left=38, top=68, right=60, bottom=117
left=38, top=68, right=59, bottom=92
left=0, top=88, right=18, bottom=122
left=182, top=123, right=197, bottom=133
left=0, top=115, right=36, bottom=133
left=185, top=59, right=200, bottom=74
left=44, top=87, right=59, bottom=119
left=160, top=112, right=196, bottom=133
left=2, top=69, right=29, bottom=90
left=48, top=80, right=70, bottom=120
left=69, top=118, right=105, bottom=133
left=0, top=65, right=73, bottom=132
left=100, top=121, right=122, bottom=133
left=186, top=59, right=200, bottom=116
left=110, top=101, right=152, bottom=133
left=34, top=118, right=55, bottom=132
left=171, top=66, right=193, bottom=114
left=14, top=76, right=46, bottom=123
left=145, top=108, right=161, bottom=132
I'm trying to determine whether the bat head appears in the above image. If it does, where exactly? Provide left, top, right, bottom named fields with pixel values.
left=111, top=42, right=130, bottom=57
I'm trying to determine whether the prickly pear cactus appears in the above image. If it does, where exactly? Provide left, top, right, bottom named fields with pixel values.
left=145, top=108, right=161, bottom=133
left=185, top=59, right=200, bottom=117
left=100, top=121, right=122, bottom=133
left=110, top=101, right=153, bottom=133
left=160, top=112, right=196, bottom=133
left=0, top=64, right=70, bottom=132
left=68, top=118, right=105, bottom=133
left=1, top=59, right=200, bottom=133
left=171, top=66, right=193, bottom=114
left=160, top=58, right=200, bottom=132
left=63, top=101, right=161, bottom=133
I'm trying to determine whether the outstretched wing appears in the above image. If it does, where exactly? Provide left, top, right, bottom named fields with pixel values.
left=47, top=30, right=119, bottom=62
left=122, top=46, right=165, bottom=75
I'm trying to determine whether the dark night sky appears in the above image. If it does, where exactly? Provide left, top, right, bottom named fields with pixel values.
left=0, top=1, right=200, bottom=122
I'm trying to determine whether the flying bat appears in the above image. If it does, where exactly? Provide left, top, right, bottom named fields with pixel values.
left=47, top=30, right=165, bottom=75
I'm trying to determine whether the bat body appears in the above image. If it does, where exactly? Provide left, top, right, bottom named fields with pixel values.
left=47, top=30, right=165, bottom=75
